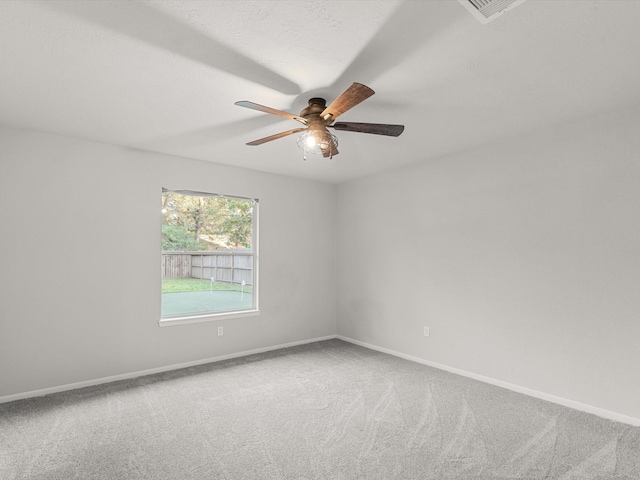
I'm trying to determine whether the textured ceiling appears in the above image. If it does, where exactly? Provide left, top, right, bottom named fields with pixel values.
left=1, top=0, right=640, bottom=183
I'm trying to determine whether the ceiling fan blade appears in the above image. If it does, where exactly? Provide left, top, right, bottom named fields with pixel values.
left=235, top=101, right=307, bottom=125
left=320, top=83, right=375, bottom=122
left=330, top=122, right=404, bottom=137
left=245, top=128, right=306, bottom=146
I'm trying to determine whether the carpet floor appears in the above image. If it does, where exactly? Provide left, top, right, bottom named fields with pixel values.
left=1, top=339, right=639, bottom=479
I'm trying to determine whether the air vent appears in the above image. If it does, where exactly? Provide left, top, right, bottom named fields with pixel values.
left=457, top=0, right=526, bottom=24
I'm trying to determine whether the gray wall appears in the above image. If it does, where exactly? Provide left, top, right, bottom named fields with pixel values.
left=0, top=126, right=336, bottom=397
left=2, top=104, right=640, bottom=423
left=336, top=105, right=640, bottom=421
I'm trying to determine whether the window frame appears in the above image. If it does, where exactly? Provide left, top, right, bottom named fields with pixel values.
left=159, top=189, right=259, bottom=327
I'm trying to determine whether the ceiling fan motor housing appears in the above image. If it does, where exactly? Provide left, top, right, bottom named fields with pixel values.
left=300, top=98, right=328, bottom=122
left=300, top=97, right=333, bottom=139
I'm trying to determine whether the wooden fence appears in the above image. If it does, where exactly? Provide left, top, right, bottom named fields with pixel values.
left=162, top=251, right=253, bottom=286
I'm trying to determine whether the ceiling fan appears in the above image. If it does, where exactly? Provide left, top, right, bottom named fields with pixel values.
left=235, top=83, right=404, bottom=159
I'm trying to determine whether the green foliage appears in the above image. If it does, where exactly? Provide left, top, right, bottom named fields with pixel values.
left=220, top=199, right=253, bottom=248
left=162, top=192, right=253, bottom=251
left=161, top=225, right=202, bottom=251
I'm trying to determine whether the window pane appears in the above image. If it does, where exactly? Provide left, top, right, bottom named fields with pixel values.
left=161, top=190, right=258, bottom=320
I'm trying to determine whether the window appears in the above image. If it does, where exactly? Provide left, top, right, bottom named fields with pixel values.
left=160, top=189, right=258, bottom=325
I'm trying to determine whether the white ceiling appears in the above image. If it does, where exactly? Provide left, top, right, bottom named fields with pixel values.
left=1, top=0, right=640, bottom=184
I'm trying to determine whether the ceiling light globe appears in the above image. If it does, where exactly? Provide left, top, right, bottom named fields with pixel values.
left=297, top=130, right=338, bottom=156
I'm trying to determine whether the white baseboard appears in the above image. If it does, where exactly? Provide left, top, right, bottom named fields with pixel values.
left=0, top=335, right=337, bottom=405
left=337, top=335, right=640, bottom=427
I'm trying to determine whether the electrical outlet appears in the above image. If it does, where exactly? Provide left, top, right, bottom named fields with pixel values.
left=424, top=326, right=430, bottom=337
left=218, top=326, right=223, bottom=336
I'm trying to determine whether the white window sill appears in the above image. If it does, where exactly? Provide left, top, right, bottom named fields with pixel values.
left=159, top=309, right=260, bottom=327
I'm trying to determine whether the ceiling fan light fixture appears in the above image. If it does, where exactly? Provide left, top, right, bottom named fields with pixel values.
left=296, top=129, right=338, bottom=156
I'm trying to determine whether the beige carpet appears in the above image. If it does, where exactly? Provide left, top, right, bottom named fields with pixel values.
left=1, top=339, right=639, bottom=479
